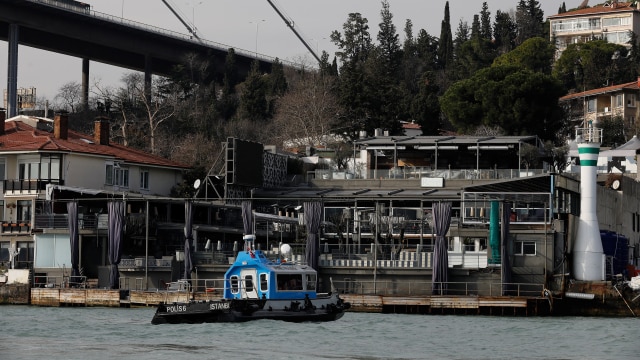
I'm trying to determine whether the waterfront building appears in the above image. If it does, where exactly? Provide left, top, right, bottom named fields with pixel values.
left=0, top=111, right=189, bottom=287
left=549, top=1, right=640, bottom=59
left=1, top=112, right=638, bottom=300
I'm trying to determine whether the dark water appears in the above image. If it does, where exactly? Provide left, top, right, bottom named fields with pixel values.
left=0, top=305, right=637, bottom=360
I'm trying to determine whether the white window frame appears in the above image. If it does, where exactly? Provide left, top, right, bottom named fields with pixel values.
left=515, top=241, right=536, bottom=256
left=616, top=94, right=624, bottom=108
left=105, top=163, right=129, bottom=187
left=140, top=168, right=149, bottom=190
left=627, top=94, right=636, bottom=108
left=230, top=275, right=239, bottom=294
left=587, top=99, right=596, bottom=113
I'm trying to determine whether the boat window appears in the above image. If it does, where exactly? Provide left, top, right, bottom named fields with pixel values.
left=306, top=274, right=316, bottom=291
left=230, top=275, right=239, bottom=294
left=244, top=275, right=254, bottom=292
left=276, top=274, right=303, bottom=291
left=260, top=273, right=268, bottom=292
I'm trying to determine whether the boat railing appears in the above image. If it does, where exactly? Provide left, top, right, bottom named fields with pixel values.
left=333, top=279, right=545, bottom=298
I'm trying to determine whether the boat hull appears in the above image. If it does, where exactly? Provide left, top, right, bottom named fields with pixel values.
left=151, top=294, right=350, bottom=324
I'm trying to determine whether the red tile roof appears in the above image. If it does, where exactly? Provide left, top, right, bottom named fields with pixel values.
left=0, top=117, right=190, bottom=169
left=559, top=80, right=640, bottom=101
left=549, top=2, right=637, bottom=19
left=402, top=121, right=421, bottom=130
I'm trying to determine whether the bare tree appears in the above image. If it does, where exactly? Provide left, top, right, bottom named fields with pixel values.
left=99, top=72, right=175, bottom=153
left=269, top=72, right=342, bottom=150
left=54, top=81, right=82, bottom=113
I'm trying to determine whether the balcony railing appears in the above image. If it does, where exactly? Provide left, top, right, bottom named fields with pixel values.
left=310, top=167, right=547, bottom=181
left=33, top=214, right=101, bottom=230
left=3, top=179, right=63, bottom=194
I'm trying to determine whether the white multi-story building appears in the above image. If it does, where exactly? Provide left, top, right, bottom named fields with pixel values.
left=549, top=1, right=640, bottom=59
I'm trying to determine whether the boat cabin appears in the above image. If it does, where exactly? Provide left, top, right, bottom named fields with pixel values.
left=223, top=239, right=318, bottom=301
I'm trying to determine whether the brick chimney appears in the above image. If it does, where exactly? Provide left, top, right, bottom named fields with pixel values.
left=54, top=112, right=68, bottom=140
left=94, top=117, right=110, bottom=145
left=0, top=107, right=5, bottom=136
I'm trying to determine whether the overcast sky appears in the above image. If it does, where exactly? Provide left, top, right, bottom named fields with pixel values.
left=1, top=0, right=566, bottom=102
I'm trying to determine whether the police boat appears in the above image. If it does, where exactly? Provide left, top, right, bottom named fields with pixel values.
left=151, top=235, right=350, bottom=324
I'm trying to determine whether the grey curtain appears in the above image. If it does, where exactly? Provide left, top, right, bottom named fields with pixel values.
left=67, top=201, right=80, bottom=282
left=501, top=202, right=513, bottom=295
left=241, top=200, right=253, bottom=236
left=304, top=201, right=322, bottom=271
left=431, top=202, right=452, bottom=295
left=108, top=201, right=125, bottom=289
left=183, top=200, right=193, bottom=280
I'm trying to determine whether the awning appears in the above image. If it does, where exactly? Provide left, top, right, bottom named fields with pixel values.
left=46, top=184, right=104, bottom=201
left=253, top=211, right=300, bottom=224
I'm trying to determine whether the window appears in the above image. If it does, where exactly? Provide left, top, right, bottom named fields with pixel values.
left=277, top=274, right=303, bottom=291
left=259, top=273, right=268, bottom=292
left=230, top=275, right=239, bottom=294
left=17, top=200, right=31, bottom=223
left=40, top=154, right=61, bottom=181
left=587, top=99, right=596, bottom=113
left=306, top=274, right=316, bottom=291
left=515, top=241, right=536, bottom=256
left=627, top=94, right=636, bottom=107
left=244, top=275, right=254, bottom=292
left=19, top=162, right=39, bottom=180
left=0, top=158, right=5, bottom=181
left=603, top=16, right=631, bottom=27
left=616, top=94, right=623, bottom=108
left=105, top=164, right=113, bottom=185
left=140, top=169, right=149, bottom=190
left=105, top=163, right=129, bottom=187
left=15, top=241, right=34, bottom=269
left=0, top=242, right=9, bottom=262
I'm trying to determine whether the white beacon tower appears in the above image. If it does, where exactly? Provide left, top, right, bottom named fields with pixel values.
left=572, top=126, right=604, bottom=281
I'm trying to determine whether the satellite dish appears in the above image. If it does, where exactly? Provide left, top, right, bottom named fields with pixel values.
left=193, top=179, right=201, bottom=189
left=280, top=243, right=292, bottom=255
left=611, top=179, right=621, bottom=190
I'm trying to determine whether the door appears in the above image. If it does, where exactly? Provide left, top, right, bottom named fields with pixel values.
left=240, top=269, right=258, bottom=299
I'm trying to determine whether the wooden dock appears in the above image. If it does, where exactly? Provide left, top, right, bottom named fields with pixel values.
left=341, top=294, right=550, bottom=316
left=27, top=288, right=550, bottom=315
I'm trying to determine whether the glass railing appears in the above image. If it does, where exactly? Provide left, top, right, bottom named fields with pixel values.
left=310, top=167, right=547, bottom=181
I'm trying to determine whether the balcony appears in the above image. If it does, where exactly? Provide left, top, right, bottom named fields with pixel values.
left=33, top=214, right=103, bottom=230
left=0, top=221, right=31, bottom=234
left=3, top=179, right=63, bottom=195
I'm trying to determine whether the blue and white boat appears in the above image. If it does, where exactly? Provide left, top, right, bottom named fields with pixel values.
left=151, top=236, right=350, bottom=324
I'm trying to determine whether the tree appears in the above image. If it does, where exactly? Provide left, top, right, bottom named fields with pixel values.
left=55, top=81, right=82, bottom=113
left=437, top=2, right=454, bottom=71
left=240, top=60, right=269, bottom=121
left=411, top=71, right=440, bottom=135
left=493, top=10, right=516, bottom=55
left=330, top=12, right=372, bottom=65
left=331, top=12, right=373, bottom=137
left=217, top=49, right=240, bottom=121
left=493, top=37, right=555, bottom=75
left=268, top=73, right=342, bottom=150
left=553, top=40, right=633, bottom=93
left=108, top=72, right=176, bottom=154
left=599, top=116, right=626, bottom=148
left=479, top=2, right=492, bottom=41
left=440, top=64, right=565, bottom=141
left=544, top=141, right=570, bottom=173
left=515, top=0, right=545, bottom=45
